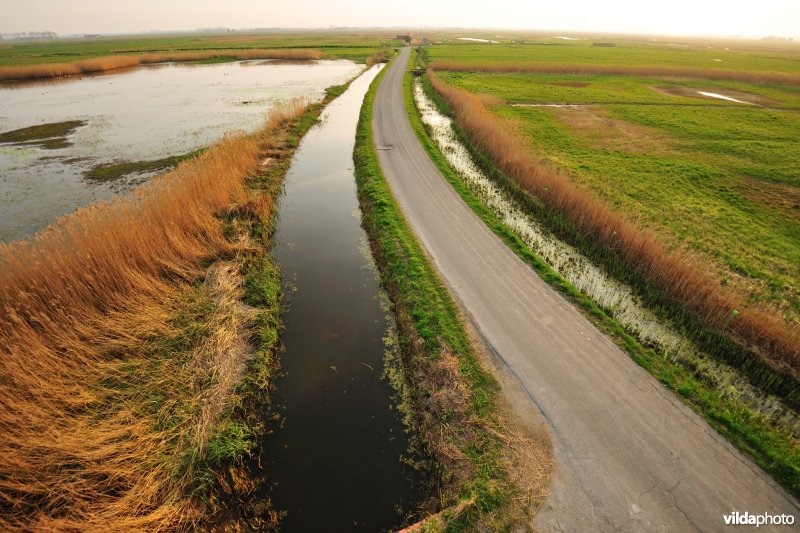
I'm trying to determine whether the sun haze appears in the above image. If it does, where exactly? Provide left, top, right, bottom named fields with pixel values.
left=1, top=0, right=799, bottom=38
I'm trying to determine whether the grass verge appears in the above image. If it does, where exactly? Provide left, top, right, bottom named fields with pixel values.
left=405, top=50, right=800, bottom=497
left=354, top=56, right=544, bottom=530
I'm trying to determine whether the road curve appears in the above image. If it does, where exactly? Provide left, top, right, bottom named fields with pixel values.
left=373, top=48, right=798, bottom=532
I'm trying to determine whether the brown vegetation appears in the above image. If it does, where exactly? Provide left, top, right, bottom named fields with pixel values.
left=547, top=105, right=672, bottom=154
left=430, top=61, right=800, bottom=87
left=0, top=49, right=324, bottom=82
left=366, top=48, right=392, bottom=67
left=427, top=70, right=800, bottom=374
left=0, top=101, right=306, bottom=530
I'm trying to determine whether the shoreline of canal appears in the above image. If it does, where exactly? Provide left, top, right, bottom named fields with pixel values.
left=246, top=62, right=429, bottom=531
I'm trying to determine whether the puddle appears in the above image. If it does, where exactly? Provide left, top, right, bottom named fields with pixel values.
left=650, top=85, right=766, bottom=106
left=697, top=90, right=750, bottom=104
left=414, top=79, right=799, bottom=433
left=0, top=59, right=363, bottom=242
left=256, top=65, right=421, bottom=530
left=457, top=37, right=499, bottom=43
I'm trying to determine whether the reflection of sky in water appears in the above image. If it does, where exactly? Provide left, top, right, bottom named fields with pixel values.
left=697, top=90, right=748, bottom=104
left=0, top=59, right=362, bottom=241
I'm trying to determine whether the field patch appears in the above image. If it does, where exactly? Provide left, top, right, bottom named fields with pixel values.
left=545, top=105, right=673, bottom=153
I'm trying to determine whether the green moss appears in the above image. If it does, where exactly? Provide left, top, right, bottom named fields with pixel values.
left=0, top=120, right=86, bottom=149
left=83, top=149, right=205, bottom=181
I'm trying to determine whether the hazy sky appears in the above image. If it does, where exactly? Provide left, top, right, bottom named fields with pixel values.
left=2, top=0, right=799, bottom=38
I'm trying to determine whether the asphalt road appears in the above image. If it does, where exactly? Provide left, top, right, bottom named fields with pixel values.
left=373, top=48, right=798, bottom=532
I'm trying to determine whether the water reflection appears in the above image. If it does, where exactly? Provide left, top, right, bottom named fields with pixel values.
left=0, top=59, right=362, bottom=241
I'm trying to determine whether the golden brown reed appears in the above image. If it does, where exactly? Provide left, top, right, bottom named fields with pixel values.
left=0, top=49, right=325, bottom=82
left=428, top=70, right=800, bottom=373
left=430, top=61, right=800, bottom=87
left=0, top=101, right=306, bottom=530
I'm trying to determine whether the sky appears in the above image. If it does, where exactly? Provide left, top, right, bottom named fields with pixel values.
left=2, top=0, right=799, bottom=39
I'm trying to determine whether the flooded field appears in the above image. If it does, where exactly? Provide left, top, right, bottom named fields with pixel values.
left=414, top=79, right=800, bottom=433
left=257, top=65, right=420, bottom=530
left=0, top=59, right=362, bottom=241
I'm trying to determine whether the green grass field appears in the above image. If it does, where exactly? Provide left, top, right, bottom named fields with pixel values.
left=410, top=49, right=800, bottom=500
left=428, top=39, right=800, bottom=73
left=428, top=40, right=800, bottom=322
left=0, top=31, right=400, bottom=66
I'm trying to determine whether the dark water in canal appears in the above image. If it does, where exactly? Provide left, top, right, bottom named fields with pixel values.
left=260, top=65, right=420, bottom=531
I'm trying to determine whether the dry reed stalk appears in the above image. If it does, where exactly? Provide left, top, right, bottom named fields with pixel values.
left=427, top=70, right=800, bottom=373
left=0, top=100, right=307, bottom=530
left=429, top=61, right=800, bottom=87
left=0, top=49, right=325, bottom=82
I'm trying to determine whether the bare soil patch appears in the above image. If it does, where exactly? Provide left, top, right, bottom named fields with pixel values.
left=547, top=105, right=673, bottom=154
left=738, top=175, right=800, bottom=221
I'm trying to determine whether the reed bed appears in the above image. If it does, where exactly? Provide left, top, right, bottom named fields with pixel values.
left=427, top=70, right=800, bottom=375
left=0, top=49, right=325, bottom=82
left=0, top=101, right=306, bottom=530
left=430, top=61, right=800, bottom=87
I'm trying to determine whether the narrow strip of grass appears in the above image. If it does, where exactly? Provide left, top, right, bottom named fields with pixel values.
left=404, top=50, right=800, bottom=497
left=354, top=57, right=525, bottom=530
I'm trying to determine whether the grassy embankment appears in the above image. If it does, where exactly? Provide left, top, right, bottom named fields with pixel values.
left=0, top=32, right=401, bottom=81
left=354, top=57, right=551, bottom=531
left=0, top=77, right=346, bottom=529
left=407, top=44, right=800, bottom=494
